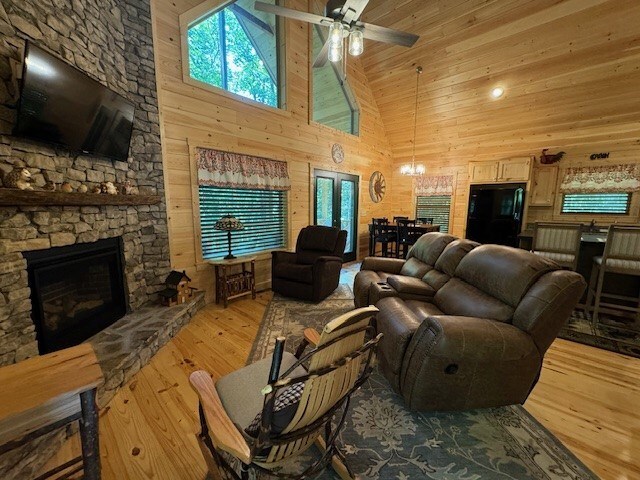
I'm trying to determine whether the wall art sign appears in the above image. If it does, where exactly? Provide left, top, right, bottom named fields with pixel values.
left=590, top=152, right=610, bottom=160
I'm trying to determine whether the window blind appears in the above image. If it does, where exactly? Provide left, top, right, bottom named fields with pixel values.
left=199, top=186, right=287, bottom=259
left=561, top=193, right=631, bottom=214
left=416, top=195, right=451, bottom=233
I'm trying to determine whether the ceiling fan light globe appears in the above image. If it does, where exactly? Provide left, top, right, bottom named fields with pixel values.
left=328, top=43, right=343, bottom=62
left=349, top=28, right=364, bottom=56
left=329, top=21, right=344, bottom=47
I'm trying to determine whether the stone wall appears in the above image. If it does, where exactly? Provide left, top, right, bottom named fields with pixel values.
left=0, top=0, right=170, bottom=367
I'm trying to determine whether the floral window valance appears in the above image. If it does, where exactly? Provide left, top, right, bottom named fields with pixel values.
left=196, top=148, right=291, bottom=191
left=415, top=175, right=454, bottom=196
left=560, top=164, right=640, bottom=193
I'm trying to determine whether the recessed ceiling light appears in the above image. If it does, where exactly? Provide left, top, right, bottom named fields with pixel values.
left=491, top=86, right=504, bottom=99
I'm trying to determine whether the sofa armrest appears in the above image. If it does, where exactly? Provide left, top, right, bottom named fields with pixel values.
left=400, top=315, right=540, bottom=409
left=360, top=256, right=405, bottom=274
left=272, top=250, right=297, bottom=264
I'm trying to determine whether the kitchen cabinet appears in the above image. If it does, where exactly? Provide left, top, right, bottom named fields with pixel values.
left=529, top=165, right=558, bottom=206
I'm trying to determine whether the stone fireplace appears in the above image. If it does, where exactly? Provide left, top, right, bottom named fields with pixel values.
left=0, top=0, right=206, bottom=478
left=24, top=237, right=128, bottom=354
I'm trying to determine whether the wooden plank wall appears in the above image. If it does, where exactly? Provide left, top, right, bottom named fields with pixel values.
left=150, top=0, right=394, bottom=301
left=361, top=0, right=640, bottom=237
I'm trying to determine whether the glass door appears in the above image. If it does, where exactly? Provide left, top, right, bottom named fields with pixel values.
left=314, top=169, right=359, bottom=262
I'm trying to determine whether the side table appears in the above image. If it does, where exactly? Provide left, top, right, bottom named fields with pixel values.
left=207, top=256, right=256, bottom=307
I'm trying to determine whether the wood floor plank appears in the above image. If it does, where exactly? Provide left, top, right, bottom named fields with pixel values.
left=42, top=293, right=640, bottom=480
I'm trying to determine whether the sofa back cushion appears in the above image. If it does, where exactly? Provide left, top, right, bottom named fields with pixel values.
left=406, top=233, right=456, bottom=265
left=399, top=257, right=431, bottom=278
left=434, top=278, right=514, bottom=322
left=434, top=239, right=480, bottom=276
left=453, top=245, right=557, bottom=308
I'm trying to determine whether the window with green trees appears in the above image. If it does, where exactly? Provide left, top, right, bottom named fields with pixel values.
left=311, top=26, right=359, bottom=135
left=186, top=0, right=281, bottom=107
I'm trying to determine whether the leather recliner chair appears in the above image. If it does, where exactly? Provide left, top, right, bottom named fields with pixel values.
left=271, top=225, right=347, bottom=302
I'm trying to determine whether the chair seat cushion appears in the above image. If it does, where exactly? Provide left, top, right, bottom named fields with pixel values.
left=273, top=263, right=313, bottom=283
left=216, top=352, right=307, bottom=431
left=387, top=275, right=436, bottom=298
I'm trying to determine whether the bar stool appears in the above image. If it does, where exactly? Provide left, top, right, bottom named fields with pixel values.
left=371, top=217, right=395, bottom=257
left=531, top=222, right=582, bottom=271
left=585, top=225, right=640, bottom=325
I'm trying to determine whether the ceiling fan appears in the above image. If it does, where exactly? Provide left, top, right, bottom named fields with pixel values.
left=254, top=0, right=419, bottom=68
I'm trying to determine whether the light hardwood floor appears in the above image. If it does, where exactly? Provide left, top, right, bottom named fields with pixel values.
left=47, top=291, right=640, bottom=480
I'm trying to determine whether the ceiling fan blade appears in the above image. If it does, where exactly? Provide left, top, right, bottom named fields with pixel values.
left=357, top=21, right=419, bottom=47
left=313, top=36, right=331, bottom=68
left=339, top=0, right=370, bottom=24
left=254, top=2, right=332, bottom=26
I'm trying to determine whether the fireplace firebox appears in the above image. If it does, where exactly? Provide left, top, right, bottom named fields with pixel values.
left=24, top=237, right=128, bottom=354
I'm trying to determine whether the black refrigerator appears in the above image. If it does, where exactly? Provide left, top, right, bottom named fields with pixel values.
left=466, top=183, right=526, bottom=247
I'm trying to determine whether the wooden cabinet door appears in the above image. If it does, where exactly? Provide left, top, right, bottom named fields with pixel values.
left=469, top=162, right=498, bottom=183
left=497, top=157, right=531, bottom=182
left=529, top=165, right=559, bottom=206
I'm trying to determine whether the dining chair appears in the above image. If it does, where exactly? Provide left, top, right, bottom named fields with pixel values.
left=395, top=218, right=420, bottom=258
left=393, top=216, right=408, bottom=223
left=371, top=217, right=394, bottom=257
left=190, top=306, right=382, bottom=480
left=531, top=222, right=583, bottom=271
left=416, top=217, right=434, bottom=225
left=585, top=225, right=640, bottom=325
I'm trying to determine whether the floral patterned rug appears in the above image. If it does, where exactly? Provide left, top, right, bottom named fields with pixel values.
left=245, top=285, right=597, bottom=480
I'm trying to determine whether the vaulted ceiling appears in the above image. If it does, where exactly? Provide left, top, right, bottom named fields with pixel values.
left=359, top=0, right=640, bottom=164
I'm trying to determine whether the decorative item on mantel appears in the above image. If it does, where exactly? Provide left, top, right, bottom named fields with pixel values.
left=539, top=148, right=565, bottom=164
left=60, top=181, right=73, bottom=193
left=2, top=165, right=34, bottom=190
left=400, top=66, right=426, bottom=176
left=214, top=214, right=245, bottom=260
left=158, top=270, right=196, bottom=306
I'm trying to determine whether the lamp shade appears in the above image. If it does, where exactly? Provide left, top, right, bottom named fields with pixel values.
left=213, top=214, right=244, bottom=231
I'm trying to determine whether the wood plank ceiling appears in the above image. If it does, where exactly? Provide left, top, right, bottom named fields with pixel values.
left=359, top=0, right=640, bottom=164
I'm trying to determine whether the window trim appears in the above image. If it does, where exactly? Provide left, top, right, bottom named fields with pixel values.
left=179, top=0, right=288, bottom=115
left=188, top=140, right=291, bottom=270
left=560, top=192, right=632, bottom=215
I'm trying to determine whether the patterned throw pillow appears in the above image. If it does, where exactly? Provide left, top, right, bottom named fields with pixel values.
left=245, top=381, right=305, bottom=437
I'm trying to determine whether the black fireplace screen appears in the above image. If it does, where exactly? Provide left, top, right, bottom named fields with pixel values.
left=24, top=237, right=127, bottom=354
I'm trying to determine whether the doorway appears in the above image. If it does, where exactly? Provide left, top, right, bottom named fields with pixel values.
left=314, top=169, right=359, bottom=262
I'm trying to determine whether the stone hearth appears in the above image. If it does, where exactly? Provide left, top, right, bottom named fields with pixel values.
left=91, top=292, right=205, bottom=407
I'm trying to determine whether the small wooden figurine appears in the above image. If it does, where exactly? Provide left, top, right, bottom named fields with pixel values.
left=60, top=181, right=73, bottom=193
left=91, top=185, right=102, bottom=194
left=3, top=167, right=34, bottom=190
left=43, top=181, right=57, bottom=191
left=101, top=181, right=118, bottom=195
left=77, top=184, right=88, bottom=193
left=158, top=270, right=196, bottom=306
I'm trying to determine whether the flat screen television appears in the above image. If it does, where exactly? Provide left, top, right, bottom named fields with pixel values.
left=15, top=43, right=135, bottom=161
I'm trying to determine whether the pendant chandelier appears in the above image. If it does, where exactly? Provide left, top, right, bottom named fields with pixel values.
left=400, top=66, right=426, bottom=176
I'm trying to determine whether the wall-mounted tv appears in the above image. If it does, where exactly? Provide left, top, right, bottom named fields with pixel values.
left=14, top=43, right=135, bottom=162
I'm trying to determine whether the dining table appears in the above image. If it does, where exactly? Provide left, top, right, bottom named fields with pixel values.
left=368, top=222, right=440, bottom=256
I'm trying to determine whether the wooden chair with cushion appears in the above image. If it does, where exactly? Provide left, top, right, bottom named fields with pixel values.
left=586, top=225, right=640, bottom=325
left=531, top=222, right=583, bottom=271
left=190, top=306, right=382, bottom=480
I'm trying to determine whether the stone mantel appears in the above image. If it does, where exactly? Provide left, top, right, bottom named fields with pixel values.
left=0, top=189, right=162, bottom=206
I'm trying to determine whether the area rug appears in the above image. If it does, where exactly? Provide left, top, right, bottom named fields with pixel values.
left=245, top=285, right=597, bottom=480
left=559, top=309, right=640, bottom=359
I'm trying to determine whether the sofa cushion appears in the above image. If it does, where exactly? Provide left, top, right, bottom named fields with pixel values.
left=406, top=232, right=456, bottom=265
left=422, top=269, right=450, bottom=291
left=399, top=257, right=431, bottom=278
left=273, top=263, right=313, bottom=284
left=387, top=275, right=435, bottom=298
left=434, top=239, right=480, bottom=276
left=454, top=244, right=557, bottom=308
left=434, top=278, right=514, bottom=322
left=404, top=300, right=444, bottom=319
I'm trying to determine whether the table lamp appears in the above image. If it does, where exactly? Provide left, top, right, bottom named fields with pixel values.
left=214, top=214, right=244, bottom=260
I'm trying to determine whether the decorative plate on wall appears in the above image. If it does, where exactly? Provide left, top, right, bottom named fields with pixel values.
left=369, top=171, right=386, bottom=203
left=331, top=143, right=344, bottom=164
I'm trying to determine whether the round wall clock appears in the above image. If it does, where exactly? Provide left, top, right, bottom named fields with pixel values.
left=331, top=143, right=344, bottom=164
left=369, top=171, right=386, bottom=203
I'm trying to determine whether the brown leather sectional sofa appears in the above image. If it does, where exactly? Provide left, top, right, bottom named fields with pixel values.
left=354, top=233, right=586, bottom=411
